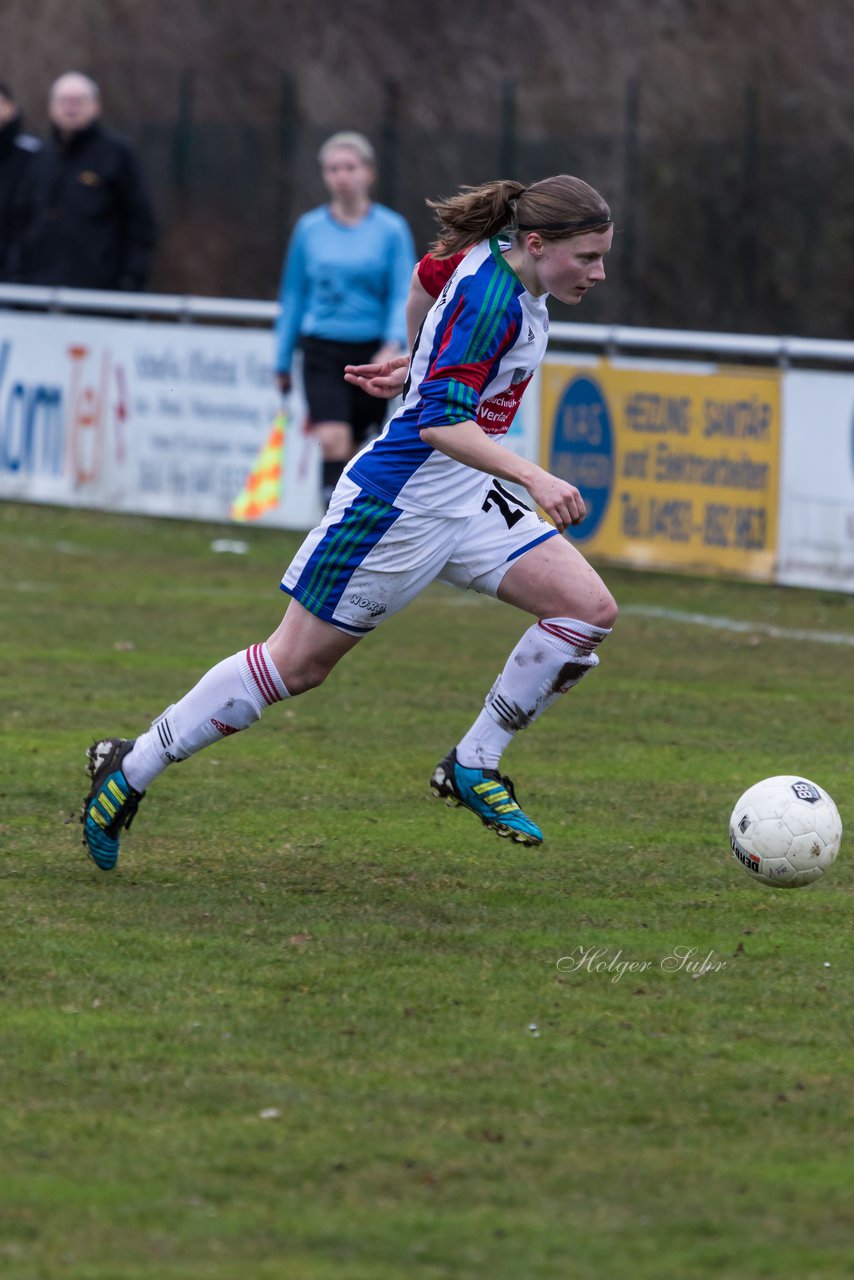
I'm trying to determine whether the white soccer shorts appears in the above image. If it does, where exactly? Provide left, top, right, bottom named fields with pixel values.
left=280, top=475, right=558, bottom=635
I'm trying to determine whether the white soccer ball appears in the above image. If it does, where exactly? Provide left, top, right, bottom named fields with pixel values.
left=729, top=775, right=843, bottom=888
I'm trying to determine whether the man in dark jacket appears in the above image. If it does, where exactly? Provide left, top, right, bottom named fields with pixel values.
left=0, top=83, right=41, bottom=280
left=12, top=72, right=156, bottom=291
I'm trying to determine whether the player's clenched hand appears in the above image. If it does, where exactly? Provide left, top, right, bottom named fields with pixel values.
left=525, top=469, right=586, bottom=533
left=343, top=355, right=410, bottom=400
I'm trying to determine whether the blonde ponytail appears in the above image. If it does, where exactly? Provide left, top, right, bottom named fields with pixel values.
left=428, top=174, right=611, bottom=257
left=427, top=180, right=527, bottom=257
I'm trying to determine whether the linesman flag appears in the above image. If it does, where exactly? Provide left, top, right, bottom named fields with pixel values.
left=231, top=408, right=287, bottom=522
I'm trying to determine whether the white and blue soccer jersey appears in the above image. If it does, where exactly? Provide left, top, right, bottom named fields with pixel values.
left=346, top=238, right=548, bottom=517
left=281, top=237, right=557, bottom=633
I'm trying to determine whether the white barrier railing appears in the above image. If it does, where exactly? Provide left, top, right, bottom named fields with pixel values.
left=548, top=322, right=854, bottom=365
left=0, top=283, right=278, bottom=324
left=4, top=283, right=854, bottom=366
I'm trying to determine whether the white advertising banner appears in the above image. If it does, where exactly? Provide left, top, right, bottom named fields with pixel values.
left=778, top=371, right=854, bottom=590
left=0, top=307, right=544, bottom=532
left=0, top=310, right=322, bottom=529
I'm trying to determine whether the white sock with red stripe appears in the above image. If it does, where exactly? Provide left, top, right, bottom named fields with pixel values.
left=122, top=643, right=288, bottom=790
left=455, top=617, right=610, bottom=770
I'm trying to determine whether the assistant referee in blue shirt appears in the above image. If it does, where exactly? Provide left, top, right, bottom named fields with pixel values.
left=274, top=131, right=415, bottom=507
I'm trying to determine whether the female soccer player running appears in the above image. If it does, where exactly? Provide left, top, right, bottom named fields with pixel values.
left=81, top=175, right=618, bottom=869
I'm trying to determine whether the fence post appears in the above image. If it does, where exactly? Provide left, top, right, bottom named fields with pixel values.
left=740, top=84, right=759, bottom=328
left=173, top=69, right=195, bottom=197
left=621, top=77, right=640, bottom=325
left=379, top=79, right=400, bottom=209
left=276, top=72, right=299, bottom=237
left=499, top=79, right=517, bottom=177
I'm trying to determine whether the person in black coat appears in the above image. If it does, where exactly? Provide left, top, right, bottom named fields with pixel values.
left=0, top=82, right=41, bottom=280
left=12, top=72, right=156, bottom=291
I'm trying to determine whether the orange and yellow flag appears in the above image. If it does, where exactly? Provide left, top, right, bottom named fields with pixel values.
left=230, top=410, right=287, bottom=522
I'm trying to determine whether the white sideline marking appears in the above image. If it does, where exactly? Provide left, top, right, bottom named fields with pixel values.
left=623, top=604, right=854, bottom=648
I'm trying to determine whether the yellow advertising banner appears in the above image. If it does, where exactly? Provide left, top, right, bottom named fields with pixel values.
left=540, top=358, right=781, bottom=580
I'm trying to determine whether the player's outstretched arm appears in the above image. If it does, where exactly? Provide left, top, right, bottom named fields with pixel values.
left=343, top=355, right=410, bottom=399
left=420, top=420, right=586, bottom=533
left=344, top=261, right=443, bottom=399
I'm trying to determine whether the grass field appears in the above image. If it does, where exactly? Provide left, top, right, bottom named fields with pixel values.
left=1, top=500, right=852, bottom=1280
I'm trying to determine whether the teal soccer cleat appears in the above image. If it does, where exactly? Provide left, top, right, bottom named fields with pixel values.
left=430, top=748, right=544, bottom=846
left=80, top=738, right=145, bottom=870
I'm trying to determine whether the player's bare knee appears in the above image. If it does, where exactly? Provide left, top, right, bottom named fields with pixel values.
left=549, top=587, right=618, bottom=631
left=279, top=659, right=331, bottom=696
left=262, top=641, right=329, bottom=697
left=590, top=591, right=618, bottom=631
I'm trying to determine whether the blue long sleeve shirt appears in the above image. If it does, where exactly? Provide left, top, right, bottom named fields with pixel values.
left=274, top=203, right=416, bottom=373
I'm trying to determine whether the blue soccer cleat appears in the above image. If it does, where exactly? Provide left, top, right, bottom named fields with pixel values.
left=80, top=738, right=145, bottom=870
left=430, top=748, right=544, bottom=846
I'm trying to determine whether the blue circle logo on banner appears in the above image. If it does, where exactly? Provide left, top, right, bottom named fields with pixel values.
left=549, top=374, right=614, bottom=542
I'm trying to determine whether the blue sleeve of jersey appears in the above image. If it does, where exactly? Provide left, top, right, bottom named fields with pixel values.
left=382, top=219, right=417, bottom=348
left=274, top=219, right=308, bottom=373
left=415, top=275, right=521, bottom=428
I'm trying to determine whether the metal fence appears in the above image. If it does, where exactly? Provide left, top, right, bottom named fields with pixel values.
left=113, top=76, right=854, bottom=340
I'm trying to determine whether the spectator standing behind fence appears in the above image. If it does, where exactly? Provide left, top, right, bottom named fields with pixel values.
left=274, top=131, right=416, bottom=508
left=0, top=83, right=41, bottom=280
left=10, top=72, right=156, bottom=291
